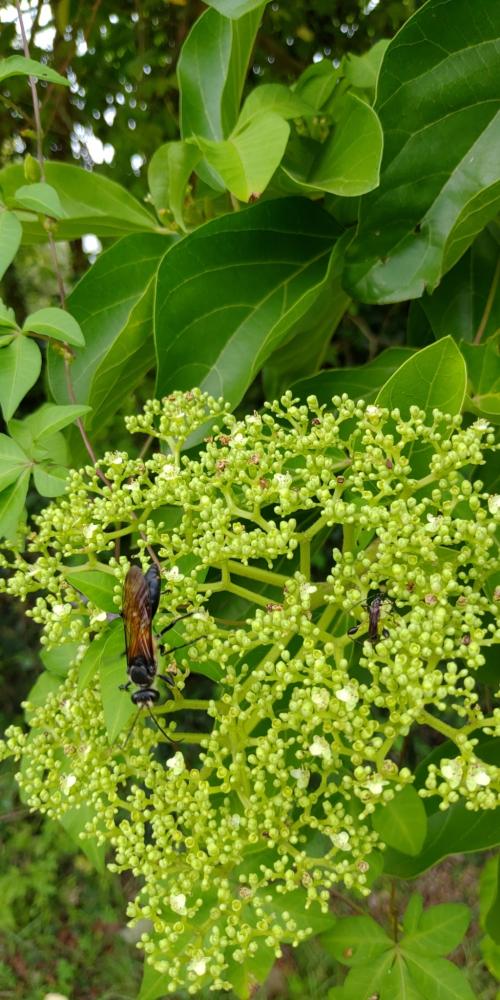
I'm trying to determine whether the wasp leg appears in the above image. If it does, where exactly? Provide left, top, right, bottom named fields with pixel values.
left=159, top=635, right=206, bottom=657
left=157, top=612, right=194, bottom=638
left=119, top=681, right=132, bottom=692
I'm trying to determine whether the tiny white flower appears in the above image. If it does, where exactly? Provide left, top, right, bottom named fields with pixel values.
left=273, top=473, right=292, bottom=488
left=164, top=566, right=184, bottom=582
left=232, top=433, right=245, bottom=445
left=291, top=767, right=310, bottom=789
left=61, top=774, right=77, bottom=794
left=425, top=514, right=442, bottom=533
left=441, top=759, right=463, bottom=788
left=365, top=405, right=381, bottom=420
left=331, top=831, right=350, bottom=850
left=52, top=604, right=68, bottom=618
left=488, top=495, right=500, bottom=516
left=92, top=611, right=108, bottom=623
left=159, top=463, right=178, bottom=480
left=474, top=418, right=490, bottom=431
left=229, top=814, right=241, bottom=828
left=309, top=737, right=332, bottom=762
left=300, top=582, right=318, bottom=599
left=83, top=523, right=98, bottom=539
left=170, top=893, right=187, bottom=915
left=466, top=764, right=491, bottom=790
left=188, top=956, right=207, bottom=976
left=335, top=684, right=358, bottom=709
left=311, top=688, right=330, bottom=710
left=166, top=751, right=185, bottom=775
left=109, top=453, right=124, bottom=464
left=365, top=778, right=387, bottom=795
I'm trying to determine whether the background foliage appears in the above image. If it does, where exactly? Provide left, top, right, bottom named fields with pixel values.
left=0, top=0, right=499, bottom=998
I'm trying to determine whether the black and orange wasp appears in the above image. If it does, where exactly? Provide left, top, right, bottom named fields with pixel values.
left=120, top=563, right=199, bottom=744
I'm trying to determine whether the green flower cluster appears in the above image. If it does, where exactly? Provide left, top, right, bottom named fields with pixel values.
left=1, top=390, right=499, bottom=993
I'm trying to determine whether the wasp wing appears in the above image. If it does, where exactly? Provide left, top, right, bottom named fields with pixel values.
left=122, top=566, right=155, bottom=664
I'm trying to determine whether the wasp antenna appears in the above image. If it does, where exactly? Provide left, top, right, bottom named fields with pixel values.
left=147, top=705, right=180, bottom=746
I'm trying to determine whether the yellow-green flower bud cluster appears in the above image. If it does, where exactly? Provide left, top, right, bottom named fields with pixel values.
left=0, top=390, right=498, bottom=991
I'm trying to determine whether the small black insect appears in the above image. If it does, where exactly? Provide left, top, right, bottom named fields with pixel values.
left=347, top=593, right=391, bottom=644
left=120, top=563, right=199, bottom=744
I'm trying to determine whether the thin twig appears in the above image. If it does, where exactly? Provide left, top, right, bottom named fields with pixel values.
left=15, top=0, right=110, bottom=484
left=474, top=257, right=500, bottom=344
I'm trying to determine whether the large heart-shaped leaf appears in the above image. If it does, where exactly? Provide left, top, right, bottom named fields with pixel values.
left=194, top=112, right=290, bottom=201
left=344, top=0, right=500, bottom=303
left=282, top=92, right=383, bottom=197
left=154, top=198, right=341, bottom=409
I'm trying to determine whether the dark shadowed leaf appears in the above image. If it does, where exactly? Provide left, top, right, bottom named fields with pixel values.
left=344, top=0, right=500, bottom=302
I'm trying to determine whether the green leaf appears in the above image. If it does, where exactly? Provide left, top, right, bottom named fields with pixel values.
left=321, top=915, right=392, bottom=966
left=0, top=335, right=42, bottom=420
left=204, top=0, right=264, bottom=17
left=0, top=434, right=30, bottom=490
left=0, top=210, right=22, bottom=280
left=403, top=903, right=470, bottom=957
left=283, top=93, right=383, bottom=196
left=0, top=299, right=18, bottom=330
left=99, top=626, right=135, bottom=743
left=194, top=112, right=290, bottom=201
left=155, top=198, right=341, bottom=413
left=47, top=234, right=172, bottom=440
left=294, top=61, right=340, bottom=112
left=263, top=233, right=351, bottom=398
left=238, top=83, right=316, bottom=126
left=147, top=141, right=201, bottom=229
left=178, top=5, right=262, bottom=186
left=40, top=642, right=80, bottom=678
left=24, top=671, right=63, bottom=722
left=78, top=632, right=111, bottom=693
left=481, top=856, right=500, bottom=945
left=461, top=332, right=500, bottom=424
left=23, top=403, right=91, bottom=441
left=480, top=933, right=500, bottom=981
left=14, top=182, right=66, bottom=219
left=343, top=39, right=390, bottom=94
left=0, top=471, right=30, bottom=541
left=138, top=964, right=169, bottom=1000
left=373, top=786, right=427, bottom=856
left=33, top=463, right=69, bottom=497
left=419, top=230, right=500, bottom=343
left=23, top=306, right=85, bottom=347
left=403, top=954, right=476, bottom=1000
left=337, top=953, right=398, bottom=1000
left=65, top=568, right=118, bottom=613
left=0, top=162, right=157, bottom=240
left=292, top=346, right=414, bottom=404
left=59, top=805, right=106, bottom=873
left=0, top=55, right=69, bottom=87
left=344, top=0, right=500, bottom=302
left=383, top=800, right=500, bottom=878
left=376, top=337, right=467, bottom=418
